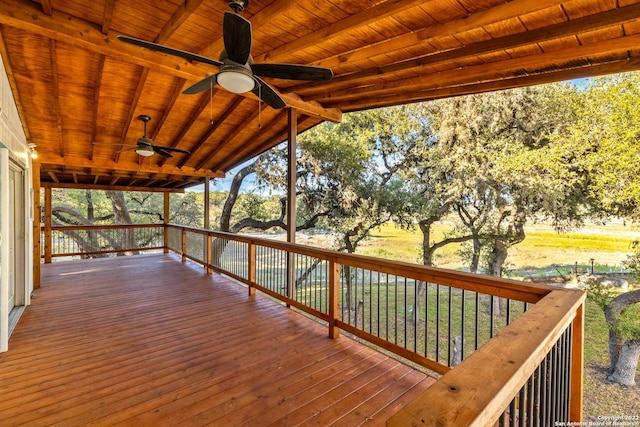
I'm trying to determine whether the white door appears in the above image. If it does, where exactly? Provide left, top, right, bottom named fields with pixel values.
left=8, top=162, right=25, bottom=311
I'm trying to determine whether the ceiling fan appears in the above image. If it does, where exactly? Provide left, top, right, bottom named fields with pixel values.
left=93, top=115, right=190, bottom=158
left=117, top=0, right=333, bottom=109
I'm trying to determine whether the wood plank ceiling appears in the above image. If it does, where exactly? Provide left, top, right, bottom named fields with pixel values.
left=1, top=0, right=639, bottom=189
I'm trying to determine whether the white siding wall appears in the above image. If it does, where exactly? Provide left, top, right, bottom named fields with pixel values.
left=0, top=54, right=31, bottom=352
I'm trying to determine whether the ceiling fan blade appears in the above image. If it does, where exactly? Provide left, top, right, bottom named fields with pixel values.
left=183, top=75, right=218, bottom=95
left=92, top=142, right=137, bottom=147
left=153, top=147, right=173, bottom=158
left=154, top=145, right=190, bottom=154
left=116, top=147, right=138, bottom=153
left=251, top=63, right=333, bottom=81
left=117, top=35, right=223, bottom=68
left=252, top=77, right=286, bottom=109
left=223, top=11, right=252, bottom=65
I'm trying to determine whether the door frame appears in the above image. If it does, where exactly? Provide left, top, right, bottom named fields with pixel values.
left=0, top=148, right=32, bottom=351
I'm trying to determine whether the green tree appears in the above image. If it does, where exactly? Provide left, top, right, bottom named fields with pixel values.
left=413, top=84, right=587, bottom=275
left=576, top=73, right=640, bottom=218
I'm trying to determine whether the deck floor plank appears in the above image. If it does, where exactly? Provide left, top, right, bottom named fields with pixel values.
left=1, top=254, right=435, bottom=426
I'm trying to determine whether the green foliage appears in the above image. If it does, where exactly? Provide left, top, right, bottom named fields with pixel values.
left=584, top=279, right=640, bottom=341
left=615, top=302, right=640, bottom=341
left=572, top=73, right=640, bottom=218
left=583, top=278, right=616, bottom=310
left=622, top=240, right=640, bottom=280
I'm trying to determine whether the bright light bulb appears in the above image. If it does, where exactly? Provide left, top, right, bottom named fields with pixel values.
left=135, top=148, right=154, bottom=157
left=217, top=71, right=255, bottom=93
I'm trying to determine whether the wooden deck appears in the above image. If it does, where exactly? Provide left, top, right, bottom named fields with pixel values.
left=0, top=254, right=435, bottom=426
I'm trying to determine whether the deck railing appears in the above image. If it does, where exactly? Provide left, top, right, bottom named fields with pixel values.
left=46, top=223, right=586, bottom=425
left=42, top=224, right=164, bottom=261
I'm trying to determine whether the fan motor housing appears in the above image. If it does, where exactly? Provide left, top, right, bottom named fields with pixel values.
left=229, top=0, right=248, bottom=12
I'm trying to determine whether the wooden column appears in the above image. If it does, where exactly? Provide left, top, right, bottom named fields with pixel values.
left=163, top=192, right=169, bottom=253
left=328, top=258, right=340, bottom=339
left=248, top=241, right=256, bottom=297
left=204, top=177, right=210, bottom=230
left=286, top=108, right=297, bottom=304
left=43, top=186, right=52, bottom=264
left=570, top=301, right=585, bottom=422
left=32, top=160, right=41, bottom=288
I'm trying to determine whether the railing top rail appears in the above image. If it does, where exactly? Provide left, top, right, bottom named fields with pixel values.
left=166, top=224, right=558, bottom=303
left=51, top=223, right=163, bottom=231
left=387, top=288, right=586, bottom=427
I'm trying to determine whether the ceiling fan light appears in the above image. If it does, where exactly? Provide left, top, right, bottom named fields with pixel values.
left=217, top=71, right=255, bottom=93
left=135, top=147, right=154, bottom=157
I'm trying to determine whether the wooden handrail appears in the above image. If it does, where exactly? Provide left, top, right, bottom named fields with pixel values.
left=50, top=223, right=162, bottom=231
left=386, top=289, right=586, bottom=426
left=167, top=223, right=553, bottom=302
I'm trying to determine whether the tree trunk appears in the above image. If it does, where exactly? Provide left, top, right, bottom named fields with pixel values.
left=105, top=191, right=137, bottom=256
left=488, top=240, right=508, bottom=277
left=607, top=339, right=640, bottom=386
left=604, top=289, right=640, bottom=386
left=469, top=236, right=481, bottom=273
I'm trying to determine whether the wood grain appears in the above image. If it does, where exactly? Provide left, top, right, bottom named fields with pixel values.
left=1, top=254, right=436, bottom=426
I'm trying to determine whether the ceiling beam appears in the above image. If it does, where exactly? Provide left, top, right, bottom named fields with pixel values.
left=155, top=0, right=206, bottom=44
left=158, top=90, right=215, bottom=168
left=0, top=0, right=340, bottom=122
left=48, top=39, right=65, bottom=158
left=42, top=182, right=186, bottom=193
left=114, top=67, right=149, bottom=163
left=295, top=4, right=640, bottom=97
left=311, top=0, right=567, bottom=71
left=89, top=55, right=106, bottom=161
left=316, top=33, right=640, bottom=104
left=213, top=112, right=320, bottom=172
left=195, top=100, right=260, bottom=170
left=335, top=57, right=640, bottom=111
left=184, top=97, right=246, bottom=170
left=101, top=0, right=116, bottom=35
left=39, top=153, right=225, bottom=178
left=255, top=0, right=431, bottom=63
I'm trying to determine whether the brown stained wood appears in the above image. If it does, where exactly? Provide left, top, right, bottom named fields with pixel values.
left=387, top=289, right=586, bottom=427
left=3, top=0, right=640, bottom=189
left=2, top=254, right=434, bottom=426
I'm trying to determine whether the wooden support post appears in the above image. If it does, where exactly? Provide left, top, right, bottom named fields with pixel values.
left=204, top=177, right=210, bottom=230
left=44, top=186, right=52, bottom=264
left=163, top=192, right=169, bottom=253
left=248, top=242, right=256, bottom=297
left=206, top=234, right=212, bottom=274
left=32, top=160, right=41, bottom=288
left=286, top=108, right=297, bottom=305
left=328, top=258, right=340, bottom=339
left=570, top=301, right=585, bottom=422
left=181, top=229, right=186, bottom=262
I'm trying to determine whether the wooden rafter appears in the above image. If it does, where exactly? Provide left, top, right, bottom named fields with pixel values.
left=294, top=4, right=640, bottom=97
left=313, top=0, right=568, bottom=71
left=184, top=96, right=246, bottom=170
left=157, top=90, right=215, bottom=168
left=316, top=34, right=640, bottom=104
left=89, top=55, right=106, bottom=161
left=48, top=39, right=64, bottom=158
left=0, top=0, right=339, bottom=121
left=101, top=0, right=116, bottom=35
left=114, top=67, right=149, bottom=163
left=255, top=0, right=431, bottom=63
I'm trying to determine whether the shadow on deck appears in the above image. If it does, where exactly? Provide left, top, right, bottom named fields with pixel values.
left=1, top=254, right=435, bottom=426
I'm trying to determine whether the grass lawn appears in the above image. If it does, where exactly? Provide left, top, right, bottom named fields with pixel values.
left=354, top=221, right=640, bottom=420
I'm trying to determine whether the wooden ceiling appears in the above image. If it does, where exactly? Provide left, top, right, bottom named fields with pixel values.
left=2, top=0, right=640, bottom=190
